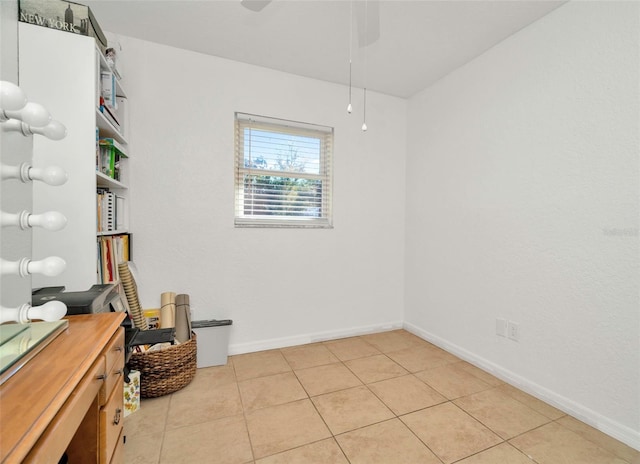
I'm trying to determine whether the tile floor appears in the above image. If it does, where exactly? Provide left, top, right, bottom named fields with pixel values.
left=123, top=330, right=639, bottom=464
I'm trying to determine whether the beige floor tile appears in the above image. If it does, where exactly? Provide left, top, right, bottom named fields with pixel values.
left=415, top=362, right=493, bottom=399
left=386, top=345, right=459, bottom=372
left=280, top=344, right=339, bottom=370
left=510, top=422, right=628, bottom=464
left=161, top=415, right=253, bottom=464
left=323, top=337, right=381, bottom=361
left=401, top=402, right=502, bottom=464
left=344, top=354, right=408, bottom=383
left=494, top=384, right=565, bottom=420
left=255, top=438, right=348, bottom=464
left=123, top=432, right=162, bottom=464
left=556, top=415, right=640, bottom=463
left=336, top=418, right=441, bottom=464
left=233, top=350, right=292, bottom=381
left=124, top=395, right=170, bottom=437
left=191, top=363, right=237, bottom=387
left=246, top=399, right=331, bottom=459
left=311, top=385, right=394, bottom=434
left=294, top=362, right=362, bottom=396
left=359, top=330, right=426, bottom=353
left=455, top=361, right=504, bottom=387
left=457, top=443, right=536, bottom=463
left=164, top=363, right=237, bottom=406
left=166, top=381, right=243, bottom=429
left=454, top=388, right=551, bottom=439
left=239, top=372, right=308, bottom=411
left=368, top=374, right=446, bottom=415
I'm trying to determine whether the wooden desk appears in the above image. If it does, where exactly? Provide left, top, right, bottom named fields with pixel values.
left=0, top=313, right=126, bottom=464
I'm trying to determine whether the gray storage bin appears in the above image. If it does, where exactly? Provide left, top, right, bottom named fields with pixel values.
left=191, top=319, right=232, bottom=368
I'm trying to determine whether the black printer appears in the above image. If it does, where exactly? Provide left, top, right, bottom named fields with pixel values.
left=32, top=284, right=124, bottom=315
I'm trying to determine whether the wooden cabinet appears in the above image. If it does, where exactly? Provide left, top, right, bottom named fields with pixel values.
left=0, top=313, right=126, bottom=464
left=66, top=327, right=125, bottom=464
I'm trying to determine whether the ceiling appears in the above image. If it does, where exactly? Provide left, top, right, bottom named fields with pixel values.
left=84, top=0, right=565, bottom=98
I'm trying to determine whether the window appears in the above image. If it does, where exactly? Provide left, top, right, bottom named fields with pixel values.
left=234, top=113, right=333, bottom=228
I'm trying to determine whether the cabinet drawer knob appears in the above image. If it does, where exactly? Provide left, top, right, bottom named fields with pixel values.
left=113, top=408, right=121, bottom=425
left=114, top=346, right=123, bottom=352
left=96, top=372, right=107, bottom=381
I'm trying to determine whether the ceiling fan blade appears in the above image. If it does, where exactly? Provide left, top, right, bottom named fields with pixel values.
left=241, top=0, right=271, bottom=12
left=355, top=0, right=380, bottom=47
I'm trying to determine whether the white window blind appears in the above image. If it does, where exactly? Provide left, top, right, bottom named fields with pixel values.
left=234, top=113, right=333, bottom=228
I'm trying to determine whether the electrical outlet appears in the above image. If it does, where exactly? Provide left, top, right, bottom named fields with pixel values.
left=508, top=321, right=520, bottom=341
left=496, top=318, right=507, bottom=337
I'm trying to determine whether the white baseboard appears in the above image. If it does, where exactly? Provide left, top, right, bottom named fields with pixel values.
left=403, top=321, right=640, bottom=452
left=228, top=320, right=404, bottom=356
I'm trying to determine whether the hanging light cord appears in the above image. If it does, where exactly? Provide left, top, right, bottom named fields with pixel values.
left=362, top=0, right=368, bottom=131
left=347, top=0, right=353, bottom=114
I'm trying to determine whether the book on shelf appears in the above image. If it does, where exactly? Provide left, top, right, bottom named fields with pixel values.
left=98, top=145, right=115, bottom=179
left=97, top=234, right=131, bottom=285
left=116, top=195, right=126, bottom=230
left=99, top=137, right=127, bottom=157
left=96, top=189, right=125, bottom=232
left=97, top=141, right=126, bottom=181
left=102, top=235, right=116, bottom=283
left=115, top=96, right=128, bottom=137
left=99, top=101, right=120, bottom=129
left=103, top=104, right=120, bottom=126
left=101, top=71, right=117, bottom=109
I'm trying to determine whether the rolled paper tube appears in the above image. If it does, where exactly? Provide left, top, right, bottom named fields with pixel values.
left=118, top=263, right=148, bottom=330
left=175, top=294, right=191, bottom=342
left=160, top=292, right=176, bottom=328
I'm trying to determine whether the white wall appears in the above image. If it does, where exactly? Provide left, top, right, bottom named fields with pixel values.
left=405, top=1, right=639, bottom=448
left=114, top=36, right=407, bottom=353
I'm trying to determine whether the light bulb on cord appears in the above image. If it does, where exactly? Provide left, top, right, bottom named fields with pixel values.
left=28, top=211, right=67, bottom=230
left=1, top=119, right=66, bottom=140
left=1, top=210, right=67, bottom=231
left=0, top=81, right=27, bottom=112
left=0, top=163, right=68, bottom=185
left=0, top=256, right=66, bottom=277
left=0, top=101, right=51, bottom=127
left=0, top=300, right=67, bottom=324
left=36, top=120, right=67, bottom=140
left=29, top=165, right=68, bottom=185
left=28, top=256, right=66, bottom=276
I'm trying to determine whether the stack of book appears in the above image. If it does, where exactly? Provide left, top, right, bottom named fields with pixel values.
left=97, top=188, right=116, bottom=232
left=97, top=137, right=127, bottom=180
left=97, top=233, right=130, bottom=284
left=97, top=188, right=125, bottom=232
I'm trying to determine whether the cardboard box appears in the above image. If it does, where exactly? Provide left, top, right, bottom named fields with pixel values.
left=19, top=0, right=107, bottom=51
left=123, top=370, right=140, bottom=417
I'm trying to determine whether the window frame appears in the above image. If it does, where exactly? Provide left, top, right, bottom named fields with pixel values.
left=234, top=112, right=333, bottom=228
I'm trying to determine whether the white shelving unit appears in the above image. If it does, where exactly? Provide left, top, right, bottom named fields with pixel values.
left=19, top=23, right=131, bottom=291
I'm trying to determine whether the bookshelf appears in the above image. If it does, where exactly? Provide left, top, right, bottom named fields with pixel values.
left=19, top=23, right=132, bottom=291
left=96, top=43, right=130, bottom=285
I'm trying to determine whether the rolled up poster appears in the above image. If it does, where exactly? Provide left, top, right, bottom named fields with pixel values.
left=175, top=294, right=192, bottom=342
left=118, top=262, right=148, bottom=330
left=160, top=292, right=176, bottom=328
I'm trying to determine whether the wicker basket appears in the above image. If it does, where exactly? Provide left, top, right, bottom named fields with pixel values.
left=128, top=332, right=197, bottom=398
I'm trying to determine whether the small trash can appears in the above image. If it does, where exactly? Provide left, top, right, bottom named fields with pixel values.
left=191, top=319, right=233, bottom=368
